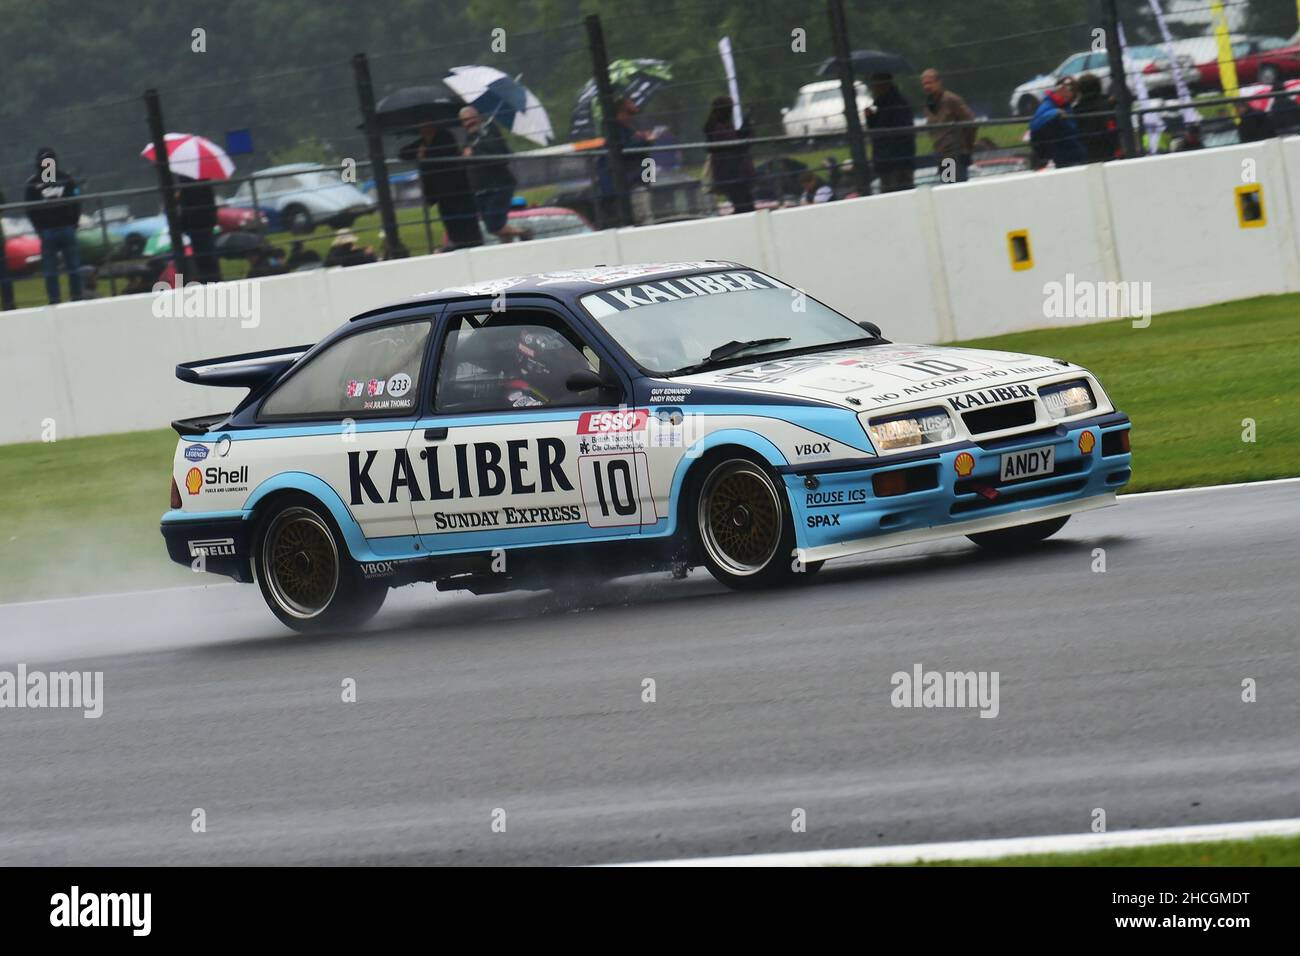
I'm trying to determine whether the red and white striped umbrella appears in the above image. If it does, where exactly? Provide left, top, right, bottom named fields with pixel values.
left=140, top=133, right=235, bottom=181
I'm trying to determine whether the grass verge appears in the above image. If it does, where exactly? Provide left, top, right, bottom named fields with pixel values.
left=0, top=292, right=1295, bottom=602
left=897, top=833, right=1300, bottom=866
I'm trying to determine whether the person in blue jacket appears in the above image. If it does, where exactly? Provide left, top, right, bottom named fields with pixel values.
left=1030, top=78, right=1086, bottom=170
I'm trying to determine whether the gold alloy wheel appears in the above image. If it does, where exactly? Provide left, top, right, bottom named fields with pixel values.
left=697, top=459, right=784, bottom=576
left=262, top=507, right=340, bottom=619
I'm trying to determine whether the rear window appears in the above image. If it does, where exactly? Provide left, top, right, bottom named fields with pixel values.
left=260, top=321, right=431, bottom=420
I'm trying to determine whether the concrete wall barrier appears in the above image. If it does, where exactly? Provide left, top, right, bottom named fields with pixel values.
left=2, top=138, right=1296, bottom=443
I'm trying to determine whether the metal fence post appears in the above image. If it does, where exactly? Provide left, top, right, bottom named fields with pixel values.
left=1102, top=0, right=1137, bottom=158
left=585, top=14, right=633, bottom=228
left=827, top=0, right=872, bottom=196
left=144, top=88, right=188, bottom=283
left=352, top=53, right=408, bottom=259
left=95, top=194, right=117, bottom=297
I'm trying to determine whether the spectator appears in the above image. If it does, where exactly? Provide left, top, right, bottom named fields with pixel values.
left=399, top=120, right=482, bottom=248
left=246, top=245, right=288, bottom=278
left=1236, top=100, right=1276, bottom=143
left=175, top=174, right=220, bottom=284
left=1030, top=78, right=1086, bottom=169
left=1074, top=73, right=1120, bottom=163
left=797, top=170, right=833, bottom=204
left=865, top=72, right=916, bottom=193
left=596, top=97, right=654, bottom=227
left=1268, top=80, right=1300, bottom=135
left=323, top=229, right=377, bottom=268
left=286, top=240, right=321, bottom=270
left=703, top=95, right=756, bottom=214
left=920, top=68, right=977, bottom=182
left=460, top=106, right=527, bottom=241
left=0, top=188, right=15, bottom=310
left=1175, top=124, right=1204, bottom=151
left=24, top=147, right=83, bottom=304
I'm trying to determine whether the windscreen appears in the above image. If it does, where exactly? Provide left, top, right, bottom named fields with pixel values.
left=580, top=269, right=867, bottom=374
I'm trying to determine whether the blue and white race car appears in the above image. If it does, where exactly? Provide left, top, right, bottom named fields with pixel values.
left=161, top=261, right=1132, bottom=631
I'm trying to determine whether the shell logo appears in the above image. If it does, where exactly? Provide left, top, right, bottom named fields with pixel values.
left=954, top=452, right=975, bottom=477
left=185, top=467, right=203, bottom=495
left=1078, top=431, right=1096, bottom=454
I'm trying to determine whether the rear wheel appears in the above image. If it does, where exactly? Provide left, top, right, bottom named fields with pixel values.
left=1258, top=64, right=1282, bottom=88
left=254, top=496, right=386, bottom=632
left=693, top=454, right=820, bottom=589
left=283, top=204, right=313, bottom=235
left=967, top=515, right=1069, bottom=552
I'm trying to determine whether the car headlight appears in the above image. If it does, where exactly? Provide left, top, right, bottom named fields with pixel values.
left=866, top=407, right=955, bottom=451
left=1039, top=379, right=1096, bottom=419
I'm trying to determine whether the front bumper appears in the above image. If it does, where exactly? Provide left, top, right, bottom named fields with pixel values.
left=160, top=513, right=254, bottom=583
left=783, top=412, right=1132, bottom=563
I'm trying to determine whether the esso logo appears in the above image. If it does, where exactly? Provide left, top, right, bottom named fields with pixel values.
left=386, top=372, right=412, bottom=398
left=577, top=409, right=648, bottom=434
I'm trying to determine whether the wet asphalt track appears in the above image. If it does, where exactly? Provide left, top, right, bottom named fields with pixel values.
left=0, top=481, right=1296, bottom=865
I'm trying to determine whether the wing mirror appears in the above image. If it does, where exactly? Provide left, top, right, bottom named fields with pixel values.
left=566, top=369, right=624, bottom=403
left=857, top=320, right=884, bottom=338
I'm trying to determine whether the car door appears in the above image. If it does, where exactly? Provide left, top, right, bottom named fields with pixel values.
left=408, top=302, right=651, bottom=555
left=255, top=315, right=436, bottom=556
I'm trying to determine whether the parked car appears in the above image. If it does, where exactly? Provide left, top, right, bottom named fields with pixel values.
left=160, top=261, right=1132, bottom=631
left=782, top=79, right=872, bottom=139
left=1010, top=46, right=1184, bottom=115
left=1197, top=35, right=1300, bottom=90
left=217, top=205, right=268, bottom=234
left=479, top=206, right=593, bottom=246
left=228, top=163, right=373, bottom=235
left=4, top=233, right=41, bottom=275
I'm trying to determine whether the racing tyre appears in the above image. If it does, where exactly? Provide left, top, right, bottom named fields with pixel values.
left=693, top=454, right=821, bottom=589
left=966, top=515, right=1069, bottom=552
left=1016, top=94, right=1039, bottom=117
left=1258, top=64, right=1282, bottom=88
left=253, top=495, right=387, bottom=632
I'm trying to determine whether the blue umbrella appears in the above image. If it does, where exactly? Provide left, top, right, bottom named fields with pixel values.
left=443, top=65, right=553, bottom=145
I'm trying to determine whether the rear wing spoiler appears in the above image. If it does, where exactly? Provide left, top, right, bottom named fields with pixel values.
left=175, top=344, right=313, bottom=390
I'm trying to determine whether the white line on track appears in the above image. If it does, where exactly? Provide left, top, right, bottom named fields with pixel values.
left=619, top=818, right=1300, bottom=867
left=1122, top=475, right=1300, bottom=498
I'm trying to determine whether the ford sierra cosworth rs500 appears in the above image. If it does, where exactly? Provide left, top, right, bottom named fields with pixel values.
left=161, top=261, right=1132, bottom=631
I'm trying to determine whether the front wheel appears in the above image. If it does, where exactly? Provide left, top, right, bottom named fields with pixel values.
left=693, top=455, right=818, bottom=589
left=254, top=496, right=386, bottom=632
left=967, top=515, right=1069, bottom=552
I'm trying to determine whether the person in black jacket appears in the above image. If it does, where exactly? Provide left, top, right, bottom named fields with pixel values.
left=399, top=121, right=482, bottom=249
left=1236, top=100, right=1276, bottom=143
left=865, top=72, right=916, bottom=192
left=24, top=147, right=83, bottom=304
left=703, top=95, right=756, bottom=213
left=1074, top=73, right=1120, bottom=163
left=1268, top=79, right=1300, bottom=135
left=460, top=107, right=526, bottom=240
left=175, top=175, right=220, bottom=283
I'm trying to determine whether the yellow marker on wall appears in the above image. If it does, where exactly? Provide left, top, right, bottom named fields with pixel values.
left=1007, top=230, right=1033, bottom=271
left=1236, top=184, right=1266, bottom=229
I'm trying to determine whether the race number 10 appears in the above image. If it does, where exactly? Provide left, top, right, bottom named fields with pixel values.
left=580, top=454, right=642, bottom=527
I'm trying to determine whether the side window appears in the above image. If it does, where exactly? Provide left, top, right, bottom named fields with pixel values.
left=260, top=320, right=431, bottom=420
left=434, top=310, right=602, bottom=413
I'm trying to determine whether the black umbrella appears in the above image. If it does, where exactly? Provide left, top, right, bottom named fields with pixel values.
left=215, top=230, right=269, bottom=259
left=816, top=50, right=915, bottom=78
left=371, top=83, right=465, bottom=132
